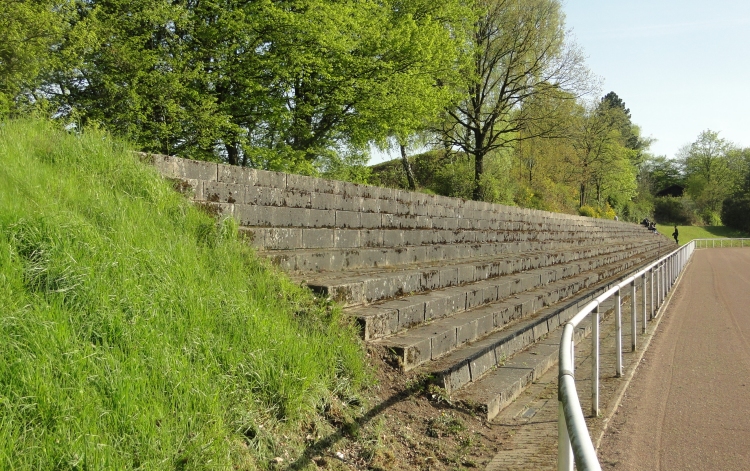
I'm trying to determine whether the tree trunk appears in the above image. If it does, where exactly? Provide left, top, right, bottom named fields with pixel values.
left=226, top=143, right=240, bottom=166
left=473, top=152, right=484, bottom=200
left=400, top=144, right=417, bottom=190
left=579, top=183, right=586, bottom=208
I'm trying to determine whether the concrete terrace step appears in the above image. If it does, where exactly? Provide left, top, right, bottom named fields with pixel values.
left=242, top=225, right=651, bottom=251
left=425, top=297, right=596, bottom=396
left=451, top=280, right=642, bottom=421
left=302, top=239, right=662, bottom=306
left=226, top=200, right=657, bottom=231
left=376, top=250, right=653, bottom=373
left=349, top=243, right=661, bottom=341
left=262, top=235, right=653, bottom=274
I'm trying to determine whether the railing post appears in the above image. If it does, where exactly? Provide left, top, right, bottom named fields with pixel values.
left=631, top=279, right=637, bottom=351
left=664, top=257, right=672, bottom=288
left=656, top=263, right=662, bottom=313
left=669, top=256, right=673, bottom=285
left=671, top=256, right=674, bottom=284
left=615, top=288, right=622, bottom=377
left=670, top=255, right=674, bottom=286
left=656, top=264, right=661, bottom=311
left=650, top=267, right=655, bottom=319
left=592, top=303, right=600, bottom=415
left=642, top=273, right=647, bottom=333
left=670, top=257, right=673, bottom=286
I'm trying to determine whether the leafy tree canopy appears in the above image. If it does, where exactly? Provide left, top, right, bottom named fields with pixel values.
left=42, top=0, right=471, bottom=173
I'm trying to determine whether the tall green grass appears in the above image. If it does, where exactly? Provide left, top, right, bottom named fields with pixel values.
left=0, top=120, right=368, bottom=469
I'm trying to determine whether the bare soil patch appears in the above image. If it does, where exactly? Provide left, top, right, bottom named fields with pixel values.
left=289, top=344, right=510, bottom=470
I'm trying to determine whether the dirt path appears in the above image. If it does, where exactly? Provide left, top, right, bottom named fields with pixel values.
left=598, top=248, right=750, bottom=470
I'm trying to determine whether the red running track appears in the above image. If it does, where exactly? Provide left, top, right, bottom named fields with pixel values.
left=598, top=247, right=750, bottom=470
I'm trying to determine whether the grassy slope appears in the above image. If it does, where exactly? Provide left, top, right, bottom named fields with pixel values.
left=0, top=120, right=368, bottom=470
left=656, top=224, right=750, bottom=245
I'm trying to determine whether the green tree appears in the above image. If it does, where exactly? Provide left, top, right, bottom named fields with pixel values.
left=0, top=0, right=68, bottom=115
left=440, top=0, right=592, bottom=200
left=720, top=147, right=750, bottom=232
left=678, top=130, right=739, bottom=215
left=568, top=100, right=636, bottom=208
left=643, top=155, right=682, bottom=194
left=47, top=0, right=471, bottom=172
left=600, top=91, right=649, bottom=153
left=256, top=0, right=471, bottom=172
left=49, top=0, right=229, bottom=158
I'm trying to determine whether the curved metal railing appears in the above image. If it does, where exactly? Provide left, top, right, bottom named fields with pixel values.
left=557, top=240, right=695, bottom=470
left=693, top=238, right=750, bottom=248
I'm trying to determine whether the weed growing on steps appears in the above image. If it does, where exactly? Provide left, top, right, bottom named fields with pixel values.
left=0, top=119, right=369, bottom=469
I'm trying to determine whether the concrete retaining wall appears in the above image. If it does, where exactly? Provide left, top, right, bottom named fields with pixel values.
left=146, top=153, right=641, bottom=247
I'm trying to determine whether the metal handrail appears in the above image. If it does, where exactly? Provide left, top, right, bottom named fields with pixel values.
left=557, top=241, right=696, bottom=470
left=692, top=238, right=749, bottom=248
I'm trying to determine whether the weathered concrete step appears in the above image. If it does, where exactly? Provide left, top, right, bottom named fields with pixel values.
left=265, top=236, right=646, bottom=273
left=353, top=264, right=577, bottom=341
left=216, top=199, right=659, bottom=231
left=376, top=252, right=650, bottom=372
left=453, top=338, right=568, bottom=421
left=350, top=243, right=659, bottom=341
left=424, top=286, right=618, bottom=395
left=242, top=225, right=649, bottom=251
left=452, top=280, right=640, bottom=421
left=305, top=239, right=662, bottom=307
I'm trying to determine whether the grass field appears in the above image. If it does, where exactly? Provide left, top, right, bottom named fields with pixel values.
left=0, top=120, right=368, bottom=469
left=655, top=224, right=750, bottom=245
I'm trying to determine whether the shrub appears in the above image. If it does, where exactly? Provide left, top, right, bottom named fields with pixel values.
left=721, top=194, right=750, bottom=233
left=578, top=204, right=617, bottom=219
left=601, top=204, right=617, bottom=220
left=700, top=209, right=722, bottom=226
left=620, top=199, right=654, bottom=223
left=653, top=197, right=696, bottom=225
left=578, top=205, right=598, bottom=218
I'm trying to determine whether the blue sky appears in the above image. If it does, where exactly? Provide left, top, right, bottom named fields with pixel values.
left=564, top=0, right=750, bottom=159
left=371, top=0, right=749, bottom=164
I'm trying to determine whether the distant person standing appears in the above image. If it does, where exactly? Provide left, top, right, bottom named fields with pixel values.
left=672, top=225, right=679, bottom=244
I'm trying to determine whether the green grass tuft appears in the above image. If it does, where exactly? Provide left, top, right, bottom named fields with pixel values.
left=0, top=119, right=368, bottom=469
